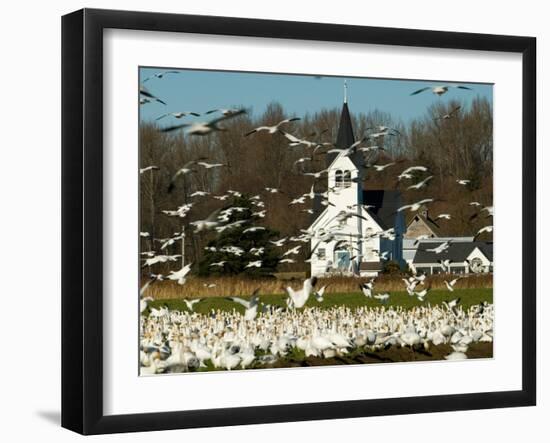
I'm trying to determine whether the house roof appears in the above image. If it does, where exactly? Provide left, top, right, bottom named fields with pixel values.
left=413, top=241, right=493, bottom=264
left=406, top=213, right=441, bottom=236
left=363, top=190, right=402, bottom=230
left=326, top=102, right=364, bottom=170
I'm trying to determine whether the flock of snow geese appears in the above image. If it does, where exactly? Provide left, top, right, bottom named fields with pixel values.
left=139, top=71, right=493, bottom=373
left=140, top=291, right=493, bottom=374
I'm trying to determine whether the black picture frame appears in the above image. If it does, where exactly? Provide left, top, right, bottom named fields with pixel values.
left=62, top=8, right=536, bottom=435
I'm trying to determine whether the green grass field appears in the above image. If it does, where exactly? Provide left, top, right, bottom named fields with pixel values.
left=147, top=288, right=493, bottom=316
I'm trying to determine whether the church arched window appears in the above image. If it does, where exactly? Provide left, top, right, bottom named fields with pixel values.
left=335, top=170, right=343, bottom=187
left=343, top=170, right=352, bottom=188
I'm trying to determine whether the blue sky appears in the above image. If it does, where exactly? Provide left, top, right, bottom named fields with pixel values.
left=139, top=67, right=493, bottom=125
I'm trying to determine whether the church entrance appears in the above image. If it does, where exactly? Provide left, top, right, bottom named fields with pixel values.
left=334, top=242, right=351, bottom=271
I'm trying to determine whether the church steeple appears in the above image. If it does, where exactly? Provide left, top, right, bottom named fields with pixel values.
left=326, top=83, right=357, bottom=166
left=335, top=102, right=355, bottom=151
left=344, top=79, right=348, bottom=103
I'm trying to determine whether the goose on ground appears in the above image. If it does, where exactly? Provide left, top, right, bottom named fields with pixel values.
left=400, top=325, right=422, bottom=349
left=445, top=351, right=468, bottom=360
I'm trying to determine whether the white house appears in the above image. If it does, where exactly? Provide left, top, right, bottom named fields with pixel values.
left=308, top=99, right=405, bottom=278
left=411, top=240, right=493, bottom=275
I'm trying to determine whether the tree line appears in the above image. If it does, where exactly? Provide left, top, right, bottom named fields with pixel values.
left=139, top=97, right=493, bottom=275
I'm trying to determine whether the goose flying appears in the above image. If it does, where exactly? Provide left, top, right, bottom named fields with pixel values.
left=161, top=110, right=246, bottom=135
left=410, top=85, right=473, bottom=96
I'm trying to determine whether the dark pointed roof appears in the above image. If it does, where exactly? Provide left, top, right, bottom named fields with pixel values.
left=363, top=190, right=403, bottom=230
left=326, top=102, right=364, bottom=169
left=335, top=103, right=355, bottom=150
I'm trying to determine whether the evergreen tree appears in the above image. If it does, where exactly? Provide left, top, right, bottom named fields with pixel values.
left=197, top=195, right=280, bottom=277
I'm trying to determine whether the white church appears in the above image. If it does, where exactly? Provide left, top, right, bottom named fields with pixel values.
left=308, top=96, right=406, bottom=278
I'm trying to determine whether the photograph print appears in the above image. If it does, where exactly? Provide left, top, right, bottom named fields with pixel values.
left=139, top=68, right=494, bottom=375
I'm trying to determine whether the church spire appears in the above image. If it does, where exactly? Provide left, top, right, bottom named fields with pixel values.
left=344, top=80, right=348, bottom=104
left=326, top=96, right=355, bottom=166
left=325, top=83, right=364, bottom=170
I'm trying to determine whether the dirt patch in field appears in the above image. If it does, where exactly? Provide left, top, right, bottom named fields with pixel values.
left=261, top=342, right=493, bottom=369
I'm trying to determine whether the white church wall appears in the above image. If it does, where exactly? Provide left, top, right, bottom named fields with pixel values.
left=327, top=155, right=361, bottom=209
